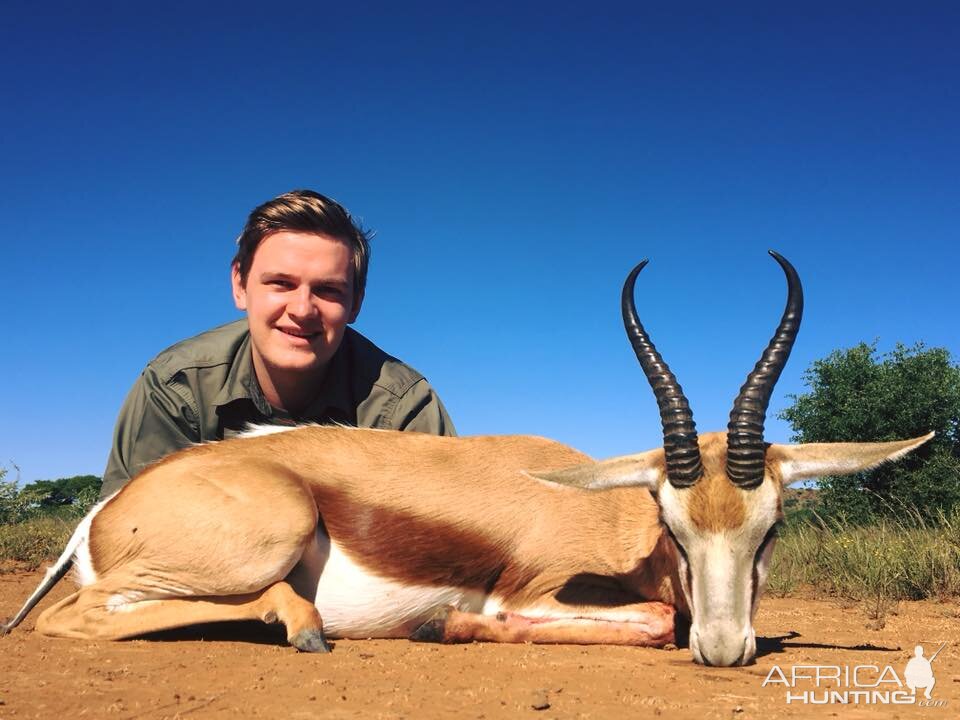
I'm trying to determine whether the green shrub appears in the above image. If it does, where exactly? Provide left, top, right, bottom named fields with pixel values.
left=0, top=467, right=99, bottom=571
left=0, top=468, right=101, bottom=524
left=0, top=516, right=76, bottom=568
left=780, top=342, right=960, bottom=522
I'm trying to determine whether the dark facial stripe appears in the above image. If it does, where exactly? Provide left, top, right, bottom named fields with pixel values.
left=750, top=520, right=782, bottom=612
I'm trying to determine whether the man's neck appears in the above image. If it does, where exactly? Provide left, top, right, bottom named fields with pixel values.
left=251, top=354, right=328, bottom=417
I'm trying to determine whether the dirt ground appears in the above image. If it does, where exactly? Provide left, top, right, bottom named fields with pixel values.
left=1, top=571, right=957, bottom=719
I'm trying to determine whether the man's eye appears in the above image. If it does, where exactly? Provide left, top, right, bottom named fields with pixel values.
left=268, top=280, right=293, bottom=289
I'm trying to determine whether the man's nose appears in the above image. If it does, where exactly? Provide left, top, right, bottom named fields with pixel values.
left=287, top=288, right=318, bottom=319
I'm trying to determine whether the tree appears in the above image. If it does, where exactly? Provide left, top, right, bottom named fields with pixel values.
left=0, top=471, right=102, bottom=524
left=0, top=466, right=18, bottom=524
left=0, top=467, right=40, bottom=524
left=779, top=342, right=960, bottom=522
left=20, top=475, right=102, bottom=508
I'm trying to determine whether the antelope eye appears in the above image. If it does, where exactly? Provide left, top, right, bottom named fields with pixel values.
left=756, top=521, right=781, bottom=558
left=664, top=525, right=689, bottom=563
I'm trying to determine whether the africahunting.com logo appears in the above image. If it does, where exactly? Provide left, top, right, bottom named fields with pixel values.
left=762, top=642, right=948, bottom=707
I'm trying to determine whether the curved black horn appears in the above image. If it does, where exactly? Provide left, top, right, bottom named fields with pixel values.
left=622, top=260, right=703, bottom=487
left=726, top=251, right=804, bottom=488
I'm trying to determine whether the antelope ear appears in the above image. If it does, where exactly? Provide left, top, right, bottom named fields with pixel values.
left=528, top=448, right=665, bottom=491
left=767, top=432, right=934, bottom=485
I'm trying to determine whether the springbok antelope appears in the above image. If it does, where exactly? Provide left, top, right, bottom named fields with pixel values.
left=2, top=252, right=930, bottom=666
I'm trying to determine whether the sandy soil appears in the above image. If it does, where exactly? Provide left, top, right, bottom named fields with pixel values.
left=1, top=570, right=957, bottom=719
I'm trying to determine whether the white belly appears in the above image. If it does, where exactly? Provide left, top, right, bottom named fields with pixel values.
left=289, top=530, right=485, bottom=639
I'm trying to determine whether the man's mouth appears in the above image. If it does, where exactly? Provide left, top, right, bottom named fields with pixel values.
left=277, top=327, right=321, bottom=341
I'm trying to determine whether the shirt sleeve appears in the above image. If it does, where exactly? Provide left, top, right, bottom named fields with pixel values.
left=390, top=379, right=457, bottom=437
left=100, top=365, right=201, bottom=498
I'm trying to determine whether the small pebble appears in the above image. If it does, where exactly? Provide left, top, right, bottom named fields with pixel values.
left=531, top=691, right=550, bottom=711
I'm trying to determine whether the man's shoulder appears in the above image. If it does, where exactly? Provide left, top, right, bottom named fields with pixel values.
left=147, top=319, right=249, bottom=383
left=345, top=327, right=426, bottom=399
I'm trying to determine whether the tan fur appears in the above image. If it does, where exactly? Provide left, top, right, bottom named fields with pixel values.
left=30, top=427, right=681, bottom=645
left=36, top=578, right=322, bottom=643
left=8, top=425, right=930, bottom=657
left=684, top=434, right=749, bottom=532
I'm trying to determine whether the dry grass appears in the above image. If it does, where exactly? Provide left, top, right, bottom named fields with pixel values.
left=768, top=506, right=960, bottom=625
left=0, top=517, right=75, bottom=568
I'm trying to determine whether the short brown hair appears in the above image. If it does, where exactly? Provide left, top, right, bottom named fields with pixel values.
left=232, top=190, right=372, bottom=301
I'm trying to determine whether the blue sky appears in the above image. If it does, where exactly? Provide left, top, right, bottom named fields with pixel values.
left=2, top=2, right=957, bottom=484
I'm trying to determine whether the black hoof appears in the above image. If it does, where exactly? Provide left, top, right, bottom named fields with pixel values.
left=409, top=607, right=451, bottom=643
left=674, top=614, right=691, bottom=649
left=290, top=629, right=332, bottom=653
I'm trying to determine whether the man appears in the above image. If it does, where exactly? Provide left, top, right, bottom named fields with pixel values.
left=100, top=190, right=455, bottom=497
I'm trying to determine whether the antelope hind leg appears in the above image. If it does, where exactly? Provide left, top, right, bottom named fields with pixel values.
left=410, top=601, right=675, bottom=647
left=36, top=577, right=330, bottom=652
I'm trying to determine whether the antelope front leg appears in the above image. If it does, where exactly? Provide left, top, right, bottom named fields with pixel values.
left=410, top=602, right=675, bottom=647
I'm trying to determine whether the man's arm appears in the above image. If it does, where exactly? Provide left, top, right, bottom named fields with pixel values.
left=390, top=379, right=457, bottom=436
left=100, top=367, right=201, bottom=498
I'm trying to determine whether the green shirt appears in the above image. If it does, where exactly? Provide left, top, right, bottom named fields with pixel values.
left=101, top=320, right=456, bottom=496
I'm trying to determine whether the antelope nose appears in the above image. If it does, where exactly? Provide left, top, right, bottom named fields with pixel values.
left=694, top=629, right=752, bottom=667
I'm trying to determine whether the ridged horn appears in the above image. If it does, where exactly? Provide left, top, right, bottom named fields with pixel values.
left=726, top=251, right=804, bottom=488
left=622, top=260, right=703, bottom=487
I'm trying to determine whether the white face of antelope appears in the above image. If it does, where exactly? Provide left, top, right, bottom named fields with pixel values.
left=614, top=252, right=933, bottom=666
left=655, top=437, right=782, bottom=667
left=629, top=431, right=934, bottom=667
left=616, top=251, right=806, bottom=667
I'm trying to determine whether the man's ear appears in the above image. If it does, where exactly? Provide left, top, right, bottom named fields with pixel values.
left=231, top=263, right=247, bottom=311
left=348, top=287, right=364, bottom=324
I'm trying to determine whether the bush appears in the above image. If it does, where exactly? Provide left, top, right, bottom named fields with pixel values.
left=0, top=468, right=102, bottom=524
left=0, top=517, right=76, bottom=568
left=0, top=468, right=34, bottom=525
left=780, top=342, right=960, bottom=522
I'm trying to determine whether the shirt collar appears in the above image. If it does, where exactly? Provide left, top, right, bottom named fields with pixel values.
left=213, top=327, right=356, bottom=421
left=298, top=328, right=355, bottom=422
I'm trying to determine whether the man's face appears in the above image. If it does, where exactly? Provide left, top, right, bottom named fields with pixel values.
left=231, top=230, right=361, bottom=381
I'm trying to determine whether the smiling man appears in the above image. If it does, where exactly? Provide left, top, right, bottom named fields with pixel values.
left=100, top=190, right=455, bottom=497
